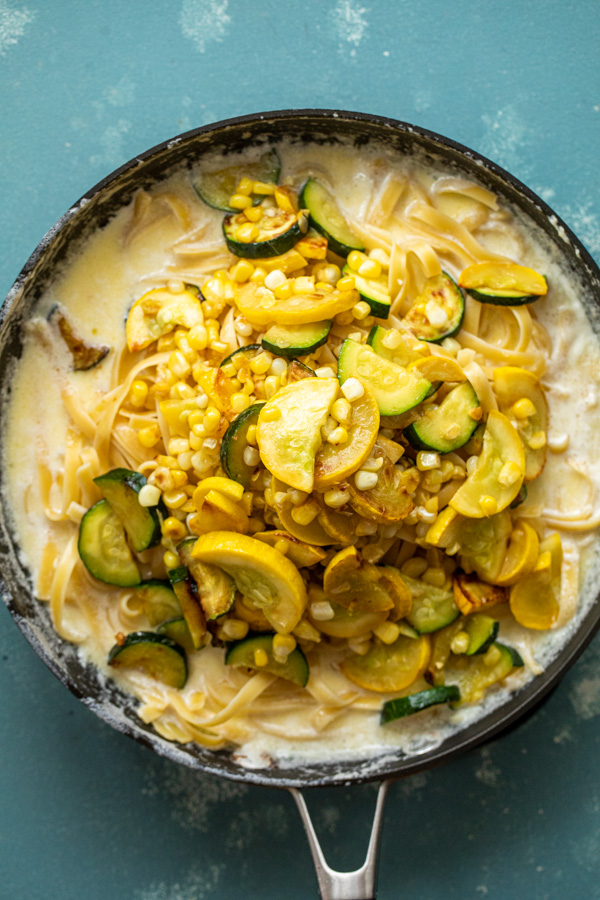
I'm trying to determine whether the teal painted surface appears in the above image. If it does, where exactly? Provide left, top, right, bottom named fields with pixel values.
left=1, top=1, right=600, bottom=898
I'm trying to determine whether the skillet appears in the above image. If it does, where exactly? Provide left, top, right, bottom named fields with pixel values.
left=1, top=109, right=600, bottom=899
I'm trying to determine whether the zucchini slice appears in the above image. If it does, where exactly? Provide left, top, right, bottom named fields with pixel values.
left=458, top=261, right=547, bottom=306
left=157, top=617, right=196, bottom=654
left=135, top=580, right=181, bottom=626
left=381, top=685, right=460, bottom=724
left=192, top=148, right=280, bottom=212
left=178, top=537, right=236, bottom=620
left=463, top=614, right=499, bottom=656
left=219, top=344, right=262, bottom=369
left=442, top=641, right=521, bottom=704
left=220, top=402, right=265, bottom=488
left=108, top=631, right=187, bottom=689
left=261, top=321, right=331, bottom=358
left=78, top=500, right=141, bottom=587
left=298, top=179, right=364, bottom=257
left=403, top=272, right=465, bottom=342
left=223, top=208, right=305, bottom=259
left=367, top=324, right=427, bottom=368
left=51, top=306, right=110, bottom=370
left=94, top=468, right=163, bottom=552
left=341, top=633, right=430, bottom=693
left=337, top=338, right=431, bottom=416
left=403, top=574, right=460, bottom=634
left=225, top=633, right=309, bottom=686
left=287, top=359, right=315, bottom=381
left=343, top=264, right=390, bottom=318
left=168, top=566, right=208, bottom=649
left=404, top=381, right=480, bottom=453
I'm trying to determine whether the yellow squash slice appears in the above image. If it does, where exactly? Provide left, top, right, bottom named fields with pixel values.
left=323, top=547, right=394, bottom=613
left=235, top=282, right=358, bottom=325
left=192, top=531, right=307, bottom=634
left=126, top=288, right=203, bottom=352
left=450, top=410, right=525, bottom=518
left=253, top=531, right=327, bottom=567
left=316, top=502, right=360, bottom=544
left=308, top=595, right=388, bottom=639
left=314, top=381, right=380, bottom=490
left=380, top=566, right=413, bottom=620
left=348, top=461, right=419, bottom=523
left=188, top=490, right=249, bottom=535
left=257, top=378, right=338, bottom=492
left=509, top=533, right=562, bottom=629
left=408, top=356, right=467, bottom=384
left=458, top=261, right=547, bottom=297
left=493, top=366, right=549, bottom=482
left=425, top=507, right=512, bottom=584
left=453, top=574, right=507, bottom=616
left=341, top=633, right=431, bottom=693
left=495, top=521, right=539, bottom=586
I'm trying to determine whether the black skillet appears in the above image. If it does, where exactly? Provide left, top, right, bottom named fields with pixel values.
left=2, top=110, right=600, bottom=899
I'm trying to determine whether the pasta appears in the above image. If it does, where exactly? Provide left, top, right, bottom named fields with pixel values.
left=5, top=141, right=600, bottom=767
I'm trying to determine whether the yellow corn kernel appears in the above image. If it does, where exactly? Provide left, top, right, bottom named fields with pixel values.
left=450, top=631, right=470, bottom=654
left=421, top=566, right=447, bottom=588
left=331, top=398, right=352, bottom=426
left=138, top=424, right=161, bottom=448
left=161, top=517, right=187, bottom=541
left=221, top=618, right=249, bottom=641
left=253, top=647, right=269, bottom=667
left=347, top=250, right=367, bottom=271
left=163, top=550, right=180, bottom=570
left=327, top=426, right=348, bottom=445
left=358, top=258, right=382, bottom=279
left=315, top=281, right=335, bottom=293
left=528, top=431, right=547, bottom=450
left=373, top=621, right=401, bottom=644
left=253, top=181, right=276, bottom=195
left=291, top=499, right=320, bottom=525
left=163, top=490, right=188, bottom=509
left=230, top=259, right=255, bottom=283
left=274, top=186, right=296, bottom=213
left=293, top=276, right=315, bottom=294
left=250, top=265, right=267, bottom=283
left=235, top=223, right=259, bottom=243
left=202, top=277, right=224, bottom=302
left=235, top=176, right=254, bottom=195
left=273, top=633, right=297, bottom=654
left=129, top=380, right=149, bottom=407
left=479, top=495, right=498, bottom=515
left=264, top=375, right=280, bottom=398
left=187, top=324, right=208, bottom=351
left=498, top=461, right=522, bottom=487
left=484, top=645, right=502, bottom=667
left=157, top=333, right=177, bottom=352
left=203, top=405, right=221, bottom=427
left=353, top=300, right=372, bottom=320
left=245, top=424, right=258, bottom=446
left=274, top=281, right=293, bottom=300
left=229, top=193, right=253, bottom=210
left=293, top=620, right=321, bottom=643
left=249, top=352, right=273, bottom=374
left=193, top=476, right=244, bottom=507
left=231, top=392, right=250, bottom=413
left=401, top=556, right=428, bottom=578
left=513, top=397, right=537, bottom=419
left=336, top=275, right=355, bottom=292
left=244, top=204, right=263, bottom=223
left=261, top=405, right=281, bottom=423
left=168, top=351, right=191, bottom=379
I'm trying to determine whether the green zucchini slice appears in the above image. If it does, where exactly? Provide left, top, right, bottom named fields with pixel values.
left=94, top=468, right=163, bottom=552
left=497, top=641, right=524, bottom=667
left=108, top=631, right=187, bottom=688
left=225, top=633, right=309, bottom=686
left=78, top=500, right=141, bottom=587
left=463, top=614, right=499, bottom=656
left=192, top=148, right=281, bottom=212
left=168, top=566, right=207, bottom=649
left=343, top=265, right=390, bottom=318
left=381, top=685, right=460, bottom=724
left=510, top=484, right=528, bottom=509
left=403, top=272, right=465, bottom=343
left=261, top=321, right=331, bottom=358
left=404, top=381, right=480, bottom=453
left=442, top=641, right=521, bottom=704
left=219, top=344, right=262, bottom=369
left=403, top=574, right=460, bottom=634
left=367, top=324, right=425, bottom=367
left=178, top=538, right=236, bottom=620
left=135, top=580, right=181, bottom=626
left=220, top=402, right=265, bottom=488
left=157, top=617, right=196, bottom=654
left=287, top=359, right=315, bottom=381
left=298, top=179, right=364, bottom=257
left=337, top=338, right=431, bottom=416
left=466, top=287, right=541, bottom=306
left=223, top=208, right=305, bottom=259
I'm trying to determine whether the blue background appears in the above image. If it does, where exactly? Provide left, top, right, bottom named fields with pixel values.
left=1, top=2, right=600, bottom=898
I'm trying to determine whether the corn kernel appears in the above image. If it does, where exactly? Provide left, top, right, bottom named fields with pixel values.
left=513, top=397, right=537, bottom=419
left=498, top=461, right=522, bottom=487
left=327, top=426, right=348, bottom=445
left=274, top=186, right=296, bottom=213
left=347, top=250, right=367, bottom=271
left=479, top=495, right=498, bottom=515
left=187, top=324, right=208, bottom=350
left=261, top=405, right=281, bottom=422
left=235, top=223, right=259, bottom=243
left=401, top=557, right=428, bottom=578
left=264, top=269, right=287, bottom=291
left=341, top=378, right=364, bottom=401
left=484, top=645, right=502, bottom=667
left=163, top=490, right=188, bottom=509
left=231, top=392, right=250, bottom=413
left=168, top=351, right=191, bottom=379
left=315, top=366, right=336, bottom=378
left=252, top=181, right=276, bottom=195
left=291, top=500, right=319, bottom=525
left=138, top=484, right=161, bottom=507
left=353, top=300, right=372, bottom=320
left=293, top=620, right=321, bottom=643
left=355, top=470, right=378, bottom=491
left=235, top=176, right=254, bottom=195
left=310, top=600, right=335, bottom=621
left=528, top=431, right=547, bottom=450
left=244, top=204, right=263, bottom=223
left=324, top=488, right=349, bottom=508
left=373, top=621, right=401, bottom=644
left=358, top=258, right=382, bottom=279
left=129, top=380, right=149, bottom=407
left=230, top=259, right=255, bottom=283
left=221, top=618, right=249, bottom=641
left=336, top=275, right=355, bottom=292
left=417, top=451, right=441, bottom=470
left=163, top=550, right=180, bottom=570
left=548, top=432, right=569, bottom=453
left=369, top=248, right=390, bottom=268
left=243, top=446, right=260, bottom=467
left=331, top=398, right=352, bottom=426
left=249, top=351, right=273, bottom=375
left=274, top=281, right=293, bottom=300
left=264, top=375, right=280, bottom=398
left=229, top=193, right=253, bottom=210
left=450, top=632, right=470, bottom=654
left=293, top=276, right=315, bottom=294
left=138, top=424, right=161, bottom=448
left=422, top=566, right=447, bottom=588
left=253, top=648, right=269, bottom=667
left=250, top=266, right=267, bottom=283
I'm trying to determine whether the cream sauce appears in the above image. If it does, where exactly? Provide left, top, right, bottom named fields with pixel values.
left=4, top=141, right=600, bottom=770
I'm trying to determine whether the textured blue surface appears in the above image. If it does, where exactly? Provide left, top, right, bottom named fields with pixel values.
left=1, top=2, right=600, bottom=898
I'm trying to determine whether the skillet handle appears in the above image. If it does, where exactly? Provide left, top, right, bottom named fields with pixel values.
left=289, top=778, right=392, bottom=900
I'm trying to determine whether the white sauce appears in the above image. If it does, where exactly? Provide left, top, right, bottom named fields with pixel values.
left=3, top=140, right=600, bottom=771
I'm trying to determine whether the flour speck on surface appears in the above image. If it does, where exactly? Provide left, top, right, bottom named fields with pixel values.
left=180, top=0, right=231, bottom=53
left=89, top=119, right=132, bottom=168
left=569, top=636, right=600, bottom=720
left=134, top=863, right=224, bottom=900
left=0, top=0, right=34, bottom=54
left=480, top=106, right=530, bottom=177
left=331, top=0, right=368, bottom=48
left=558, top=201, right=600, bottom=258
left=474, top=746, right=501, bottom=787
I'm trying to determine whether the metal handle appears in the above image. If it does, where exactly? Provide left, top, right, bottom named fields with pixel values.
left=289, top=779, right=392, bottom=900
